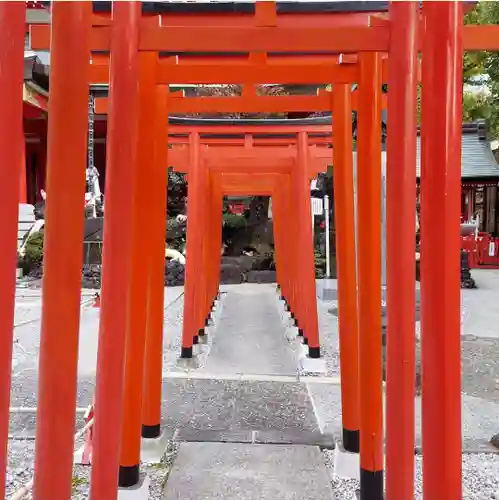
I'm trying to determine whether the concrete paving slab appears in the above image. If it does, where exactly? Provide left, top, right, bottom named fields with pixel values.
left=201, top=284, right=297, bottom=376
left=163, top=442, right=334, bottom=500
left=9, top=376, right=322, bottom=440
left=233, top=381, right=318, bottom=432
left=159, top=379, right=318, bottom=436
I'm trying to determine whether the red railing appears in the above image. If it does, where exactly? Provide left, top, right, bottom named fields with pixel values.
left=461, top=232, right=499, bottom=268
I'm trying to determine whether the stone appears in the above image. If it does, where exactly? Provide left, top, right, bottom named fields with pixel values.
left=299, top=356, right=327, bottom=375
left=117, top=474, right=150, bottom=500
left=162, top=442, right=334, bottom=500
left=176, top=356, right=201, bottom=370
left=332, top=441, right=360, bottom=480
left=490, top=434, right=499, bottom=449
left=221, top=256, right=254, bottom=272
left=246, top=270, right=277, bottom=284
left=140, top=432, right=170, bottom=464
left=219, top=264, right=243, bottom=285
left=165, top=260, right=185, bottom=287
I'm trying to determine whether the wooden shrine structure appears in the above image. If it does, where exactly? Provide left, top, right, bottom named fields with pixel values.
left=0, top=2, right=498, bottom=500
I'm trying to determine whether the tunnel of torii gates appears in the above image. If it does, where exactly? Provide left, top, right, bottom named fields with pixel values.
left=0, top=1, right=497, bottom=500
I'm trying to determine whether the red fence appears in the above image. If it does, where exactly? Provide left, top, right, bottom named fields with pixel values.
left=461, top=233, right=499, bottom=268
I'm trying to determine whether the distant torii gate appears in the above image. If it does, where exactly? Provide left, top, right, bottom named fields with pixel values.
left=0, top=2, right=497, bottom=500
left=167, top=128, right=331, bottom=359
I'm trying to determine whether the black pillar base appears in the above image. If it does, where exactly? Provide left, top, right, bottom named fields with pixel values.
left=142, top=423, right=161, bottom=439
left=308, top=346, right=320, bottom=358
left=181, top=346, right=193, bottom=358
left=342, top=428, right=360, bottom=453
left=290, top=312, right=295, bottom=320
left=298, top=328, right=304, bottom=337
left=119, top=464, right=140, bottom=488
left=198, top=328, right=206, bottom=337
left=205, top=317, right=211, bottom=327
left=359, top=469, right=384, bottom=500
left=303, top=336, right=309, bottom=345
left=193, top=335, right=199, bottom=345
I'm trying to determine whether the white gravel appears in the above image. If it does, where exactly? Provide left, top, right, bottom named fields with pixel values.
left=6, top=439, right=178, bottom=500
left=324, top=450, right=499, bottom=500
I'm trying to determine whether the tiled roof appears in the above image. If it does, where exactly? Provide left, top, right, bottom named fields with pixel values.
left=416, top=121, right=499, bottom=179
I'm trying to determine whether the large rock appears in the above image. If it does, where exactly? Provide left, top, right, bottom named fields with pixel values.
left=246, top=270, right=277, bottom=284
left=221, top=256, right=254, bottom=273
left=165, top=260, right=185, bottom=286
left=82, top=266, right=101, bottom=289
left=219, top=264, right=243, bottom=284
left=490, top=434, right=499, bottom=449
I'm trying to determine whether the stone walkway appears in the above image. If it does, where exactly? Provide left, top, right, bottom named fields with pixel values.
left=202, top=284, right=297, bottom=376
left=164, top=443, right=334, bottom=500
left=162, top=284, right=335, bottom=500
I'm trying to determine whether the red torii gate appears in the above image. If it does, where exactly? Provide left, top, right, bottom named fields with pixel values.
left=165, top=129, right=331, bottom=359
left=0, top=2, right=496, bottom=500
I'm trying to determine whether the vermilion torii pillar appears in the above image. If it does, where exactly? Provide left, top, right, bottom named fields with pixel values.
left=181, top=132, right=208, bottom=357
left=385, top=2, right=418, bottom=499
left=357, top=51, right=384, bottom=500
left=142, top=84, right=169, bottom=441
left=421, top=2, right=463, bottom=499
left=90, top=2, right=142, bottom=498
left=332, top=83, right=360, bottom=454
left=32, top=3, right=91, bottom=500
left=0, top=2, right=27, bottom=497
left=119, top=50, right=158, bottom=488
left=295, top=132, right=321, bottom=358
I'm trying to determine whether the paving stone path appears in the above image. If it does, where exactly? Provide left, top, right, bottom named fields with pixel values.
left=163, top=442, right=334, bottom=500
left=162, top=284, right=335, bottom=499
left=202, top=285, right=297, bottom=376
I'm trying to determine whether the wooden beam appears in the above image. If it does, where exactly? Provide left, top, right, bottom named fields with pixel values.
left=141, top=25, right=390, bottom=53
left=89, top=60, right=359, bottom=85
left=88, top=11, right=384, bottom=29
left=88, top=56, right=418, bottom=89
left=89, top=52, right=357, bottom=65
left=30, top=24, right=387, bottom=52
left=156, top=62, right=359, bottom=85
left=30, top=23, right=499, bottom=53
left=94, top=91, right=387, bottom=114
left=169, top=150, right=329, bottom=174
left=168, top=137, right=332, bottom=146
left=169, top=147, right=330, bottom=163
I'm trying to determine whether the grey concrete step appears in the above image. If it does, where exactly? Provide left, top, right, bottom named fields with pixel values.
left=163, top=442, right=335, bottom=500
left=202, top=284, right=297, bottom=376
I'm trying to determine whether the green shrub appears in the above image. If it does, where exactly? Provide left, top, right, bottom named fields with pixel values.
left=20, top=231, right=44, bottom=274
left=223, top=213, right=247, bottom=229
left=314, top=250, right=326, bottom=279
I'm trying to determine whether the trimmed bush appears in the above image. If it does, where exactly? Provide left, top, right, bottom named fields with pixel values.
left=20, top=231, right=44, bottom=276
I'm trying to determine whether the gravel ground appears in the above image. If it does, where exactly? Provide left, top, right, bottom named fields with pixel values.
left=7, top=287, right=184, bottom=499
left=316, top=299, right=341, bottom=377
left=324, top=450, right=499, bottom=500
left=6, top=439, right=178, bottom=500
